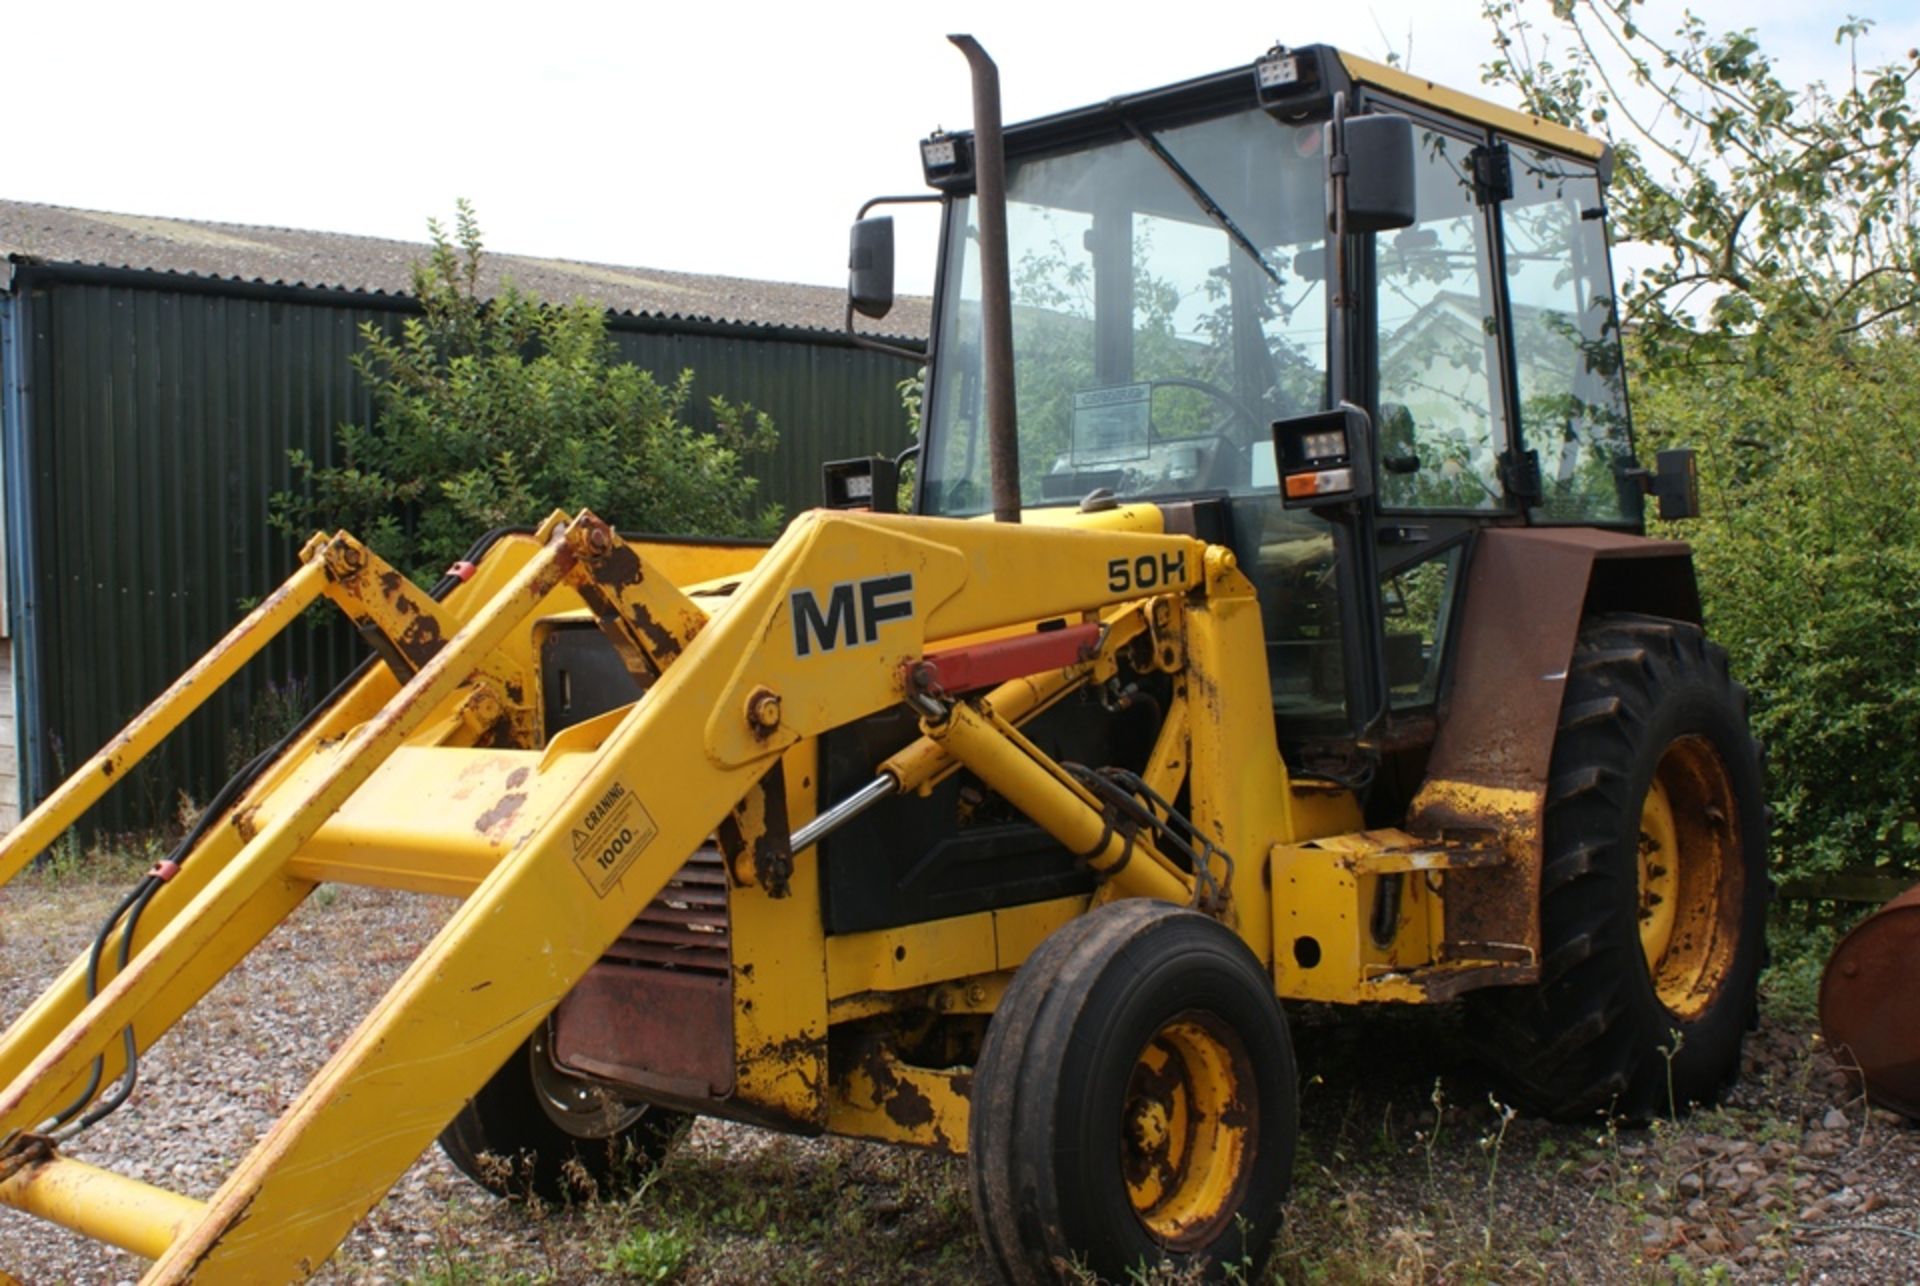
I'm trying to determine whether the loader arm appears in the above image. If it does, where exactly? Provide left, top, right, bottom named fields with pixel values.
left=0, top=505, right=1245, bottom=1282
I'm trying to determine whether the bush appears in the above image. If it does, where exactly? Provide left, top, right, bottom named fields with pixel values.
left=274, top=202, right=779, bottom=584
left=1636, top=335, right=1920, bottom=878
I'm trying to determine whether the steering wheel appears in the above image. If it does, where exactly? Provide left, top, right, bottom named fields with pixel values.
left=1147, top=377, right=1264, bottom=444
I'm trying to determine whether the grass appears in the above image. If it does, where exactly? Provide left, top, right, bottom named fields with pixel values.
left=3, top=856, right=1877, bottom=1285
left=9, top=829, right=161, bottom=890
left=381, top=1006, right=1849, bottom=1286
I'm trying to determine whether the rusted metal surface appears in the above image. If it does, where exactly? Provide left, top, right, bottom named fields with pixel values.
left=318, top=532, right=537, bottom=745
left=718, top=771, right=795, bottom=898
left=1407, top=528, right=1696, bottom=972
left=1819, top=884, right=1920, bottom=1119
left=827, top=1028, right=974, bottom=1153
left=553, top=848, right=735, bottom=1101
left=564, top=512, right=710, bottom=685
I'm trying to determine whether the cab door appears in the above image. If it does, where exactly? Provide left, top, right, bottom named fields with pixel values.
left=1361, top=111, right=1517, bottom=718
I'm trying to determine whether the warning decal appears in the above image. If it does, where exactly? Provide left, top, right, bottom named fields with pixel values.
left=569, top=781, right=658, bottom=897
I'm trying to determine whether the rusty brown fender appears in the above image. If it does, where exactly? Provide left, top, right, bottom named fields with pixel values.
left=1407, top=528, right=1699, bottom=973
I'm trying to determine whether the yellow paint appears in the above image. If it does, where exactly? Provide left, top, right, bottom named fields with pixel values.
left=704, top=510, right=1202, bottom=769
left=826, top=971, right=1012, bottom=1023
left=1638, top=772, right=1681, bottom=971
left=1340, top=51, right=1610, bottom=161
left=1639, top=735, right=1740, bottom=1021
left=0, top=438, right=1544, bottom=1278
left=1123, top=1015, right=1251, bottom=1244
left=992, top=898, right=1086, bottom=972
left=826, top=896, right=1088, bottom=999
left=0, top=556, right=327, bottom=890
left=1408, top=778, right=1538, bottom=827
left=1182, top=547, right=1290, bottom=953
left=0, top=1154, right=206, bottom=1261
left=618, top=536, right=766, bottom=584
left=729, top=759, right=830, bottom=1129
left=827, top=1042, right=972, bottom=1154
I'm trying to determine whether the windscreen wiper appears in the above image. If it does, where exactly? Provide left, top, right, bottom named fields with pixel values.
left=1115, top=110, right=1289, bottom=289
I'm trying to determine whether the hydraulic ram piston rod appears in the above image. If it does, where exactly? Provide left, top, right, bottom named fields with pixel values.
left=790, top=775, right=898, bottom=854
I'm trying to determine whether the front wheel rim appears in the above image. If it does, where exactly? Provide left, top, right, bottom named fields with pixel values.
left=529, top=1026, right=647, bottom=1139
left=1120, top=1011, right=1257, bottom=1249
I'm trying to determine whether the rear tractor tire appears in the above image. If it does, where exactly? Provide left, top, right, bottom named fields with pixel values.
left=1471, top=613, right=1767, bottom=1121
left=438, top=1023, right=690, bottom=1203
left=969, top=900, right=1298, bottom=1283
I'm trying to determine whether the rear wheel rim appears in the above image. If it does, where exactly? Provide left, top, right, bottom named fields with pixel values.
left=1636, top=735, right=1741, bottom=1021
left=1120, top=1011, right=1256, bottom=1250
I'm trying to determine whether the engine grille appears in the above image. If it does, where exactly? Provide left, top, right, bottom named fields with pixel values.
left=598, top=848, right=731, bottom=976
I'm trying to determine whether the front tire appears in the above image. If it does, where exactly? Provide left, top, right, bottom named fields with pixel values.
left=969, top=900, right=1298, bottom=1283
left=1471, top=613, right=1767, bottom=1120
left=438, top=1024, right=689, bottom=1203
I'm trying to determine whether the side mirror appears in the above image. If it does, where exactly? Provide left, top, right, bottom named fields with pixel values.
left=1649, top=448, right=1700, bottom=520
left=849, top=216, right=896, bottom=320
left=1335, top=114, right=1416, bottom=234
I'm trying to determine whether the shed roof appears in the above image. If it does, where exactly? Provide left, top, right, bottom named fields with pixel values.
left=0, top=199, right=931, bottom=339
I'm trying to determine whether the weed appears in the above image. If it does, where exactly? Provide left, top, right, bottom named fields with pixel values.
left=1761, top=909, right=1848, bottom=1022
left=1660, top=1027, right=1687, bottom=1120
left=228, top=675, right=313, bottom=773
left=1478, top=1094, right=1518, bottom=1250
left=1421, top=1078, right=1446, bottom=1185
left=600, top=1225, right=690, bottom=1282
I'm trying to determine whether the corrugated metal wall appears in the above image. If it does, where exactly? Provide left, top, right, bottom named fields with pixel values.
left=6, top=266, right=917, bottom=830
left=606, top=326, right=917, bottom=518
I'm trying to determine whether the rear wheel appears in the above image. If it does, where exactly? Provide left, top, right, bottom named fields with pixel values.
left=969, top=900, right=1297, bottom=1283
left=1471, top=613, right=1767, bottom=1120
left=438, top=1024, right=689, bottom=1202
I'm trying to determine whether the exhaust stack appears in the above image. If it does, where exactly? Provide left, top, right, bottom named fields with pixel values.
left=949, top=35, right=1021, bottom=523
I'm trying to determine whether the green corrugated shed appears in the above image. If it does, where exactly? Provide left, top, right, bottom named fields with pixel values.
left=0, top=261, right=920, bottom=832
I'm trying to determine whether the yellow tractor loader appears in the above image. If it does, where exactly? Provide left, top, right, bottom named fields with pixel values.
left=0, top=37, right=1765, bottom=1283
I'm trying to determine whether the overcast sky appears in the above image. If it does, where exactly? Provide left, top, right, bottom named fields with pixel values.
left=13, top=0, right=1919, bottom=295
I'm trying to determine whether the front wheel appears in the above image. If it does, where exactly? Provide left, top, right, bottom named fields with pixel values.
left=439, top=1024, right=690, bottom=1203
left=1470, top=614, right=1768, bottom=1120
left=969, top=900, right=1298, bottom=1283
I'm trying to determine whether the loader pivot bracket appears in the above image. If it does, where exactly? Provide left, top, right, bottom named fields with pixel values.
left=0, top=1131, right=54, bottom=1186
left=906, top=621, right=1101, bottom=698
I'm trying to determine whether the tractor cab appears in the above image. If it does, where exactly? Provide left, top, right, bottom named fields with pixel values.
left=852, top=44, right=1646, bottom=772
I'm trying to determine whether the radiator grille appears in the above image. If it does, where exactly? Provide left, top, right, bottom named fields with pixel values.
left=599, top=849, right=731, bottom=977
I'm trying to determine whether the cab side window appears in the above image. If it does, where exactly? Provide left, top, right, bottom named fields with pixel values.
left=1375, top=128, right=1508, bottom=511
left=1501, top=144, right=1636, bottom=522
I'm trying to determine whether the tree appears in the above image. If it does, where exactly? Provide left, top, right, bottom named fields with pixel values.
left=273, top=201, right=778, bottom=584
left=1481, top=1, right=1920, bottom=360
left=1480, top=3, right=1920, bottom=880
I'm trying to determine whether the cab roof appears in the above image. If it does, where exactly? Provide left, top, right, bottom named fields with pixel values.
left=980, top=44, right=1605, bottom=166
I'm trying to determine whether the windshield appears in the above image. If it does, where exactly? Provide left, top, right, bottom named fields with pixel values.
left=921, top=108, right=1330, bottom=515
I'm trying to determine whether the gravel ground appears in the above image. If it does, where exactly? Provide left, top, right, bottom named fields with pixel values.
left=3, top=873, right=1918, bottom=1284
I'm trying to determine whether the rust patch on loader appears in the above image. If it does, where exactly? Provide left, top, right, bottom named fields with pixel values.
left=861, top=1041, right=938, bottom=1130
left=719, top=771, right=794, bottom=898
left=473, top=793, right=526, bottom=843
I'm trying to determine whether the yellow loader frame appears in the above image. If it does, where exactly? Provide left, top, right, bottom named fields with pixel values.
left=0, top=505, right=1511, bottom=1280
